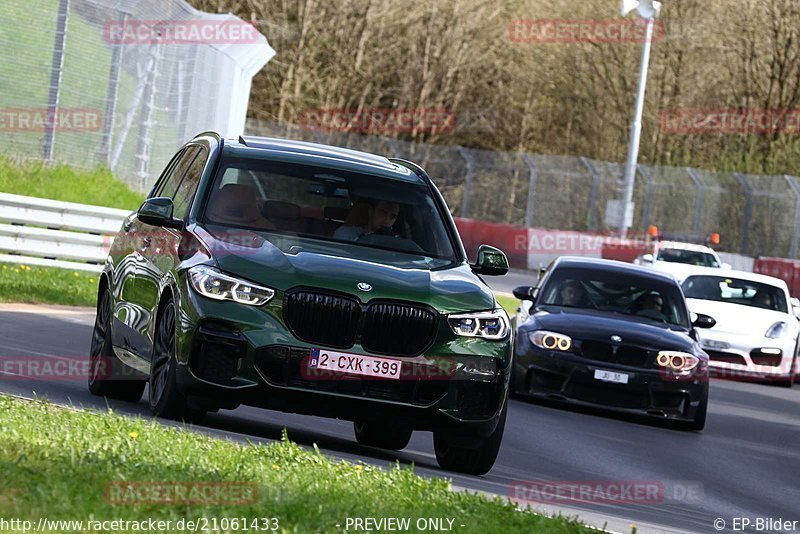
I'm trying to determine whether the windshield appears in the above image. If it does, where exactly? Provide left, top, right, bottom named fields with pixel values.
left=682, top=275, right=788, bottom=313
left=202, top=157, right=458, bottom=268
left=539, top=267, right=690, bottom=327
left=657, top=248, right=719, bottom=267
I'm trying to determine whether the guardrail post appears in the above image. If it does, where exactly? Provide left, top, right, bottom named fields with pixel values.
left=734, top=173, right=754, bottom=255
left=458, top=146, right=474, bottom=218
left=784, top=175, right=800, bottom=258
left=522, top=153, right=538, bottom=228
left=685, top=167, right=706, bottom=235
left=43, top=0, right=70, bottom=162
left=580, top=157, right=601, bottom=231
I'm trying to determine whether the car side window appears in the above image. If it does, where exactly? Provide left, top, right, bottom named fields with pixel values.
left=153, top=146, right=201, bottom=200
left=149, top=148, right=185, bottom=199
left=172, top=146, right=208, bottom=221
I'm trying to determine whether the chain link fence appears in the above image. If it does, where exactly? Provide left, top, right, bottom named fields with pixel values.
left=2, top=1, right=796, bottom=260
left=247, top=118, right=800, bottom=259
left=0, top=0, right=273, bottom=191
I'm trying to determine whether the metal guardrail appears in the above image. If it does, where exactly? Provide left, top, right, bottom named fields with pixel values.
left=0, top=193, right=130, bottom=272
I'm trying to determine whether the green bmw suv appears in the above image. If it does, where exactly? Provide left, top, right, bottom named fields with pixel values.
left=89, top=132, right=512, bottom=474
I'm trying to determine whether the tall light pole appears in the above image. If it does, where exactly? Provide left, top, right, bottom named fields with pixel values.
left=618, top=0, right=662, bottom=237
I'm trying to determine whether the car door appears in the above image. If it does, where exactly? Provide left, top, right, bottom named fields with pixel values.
left=122, top=146, right=201, bottom=358
left=137, top=145, right=208, bottom=359
left=111, top=147, right=186, bottom=352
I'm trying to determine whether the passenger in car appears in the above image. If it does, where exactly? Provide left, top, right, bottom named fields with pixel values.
left=753, top=291, right=773, bottom=309
left=333, top=199, right=401, bottom=241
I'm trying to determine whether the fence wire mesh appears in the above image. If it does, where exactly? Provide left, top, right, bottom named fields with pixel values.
left=0, top=0, right=273, bottom=191
left=247, top=118, right=800, bottom=259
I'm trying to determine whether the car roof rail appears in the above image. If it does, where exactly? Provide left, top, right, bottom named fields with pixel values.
left=389, top=158, right=431, bottom=184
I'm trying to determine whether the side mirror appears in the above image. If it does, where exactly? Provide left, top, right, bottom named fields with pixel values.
left=641, top=253, right=654, bottom=264
left=471, top=244, right=509, bottom=276
left=513, top=285, right=537, bottom=301
left=691, top=312, right=716, bottom=329
left=137, top=197, right=183, bottom=229
left=721, top=262, right=732, bottom=269
left=790, top=297, right=800, bottom=320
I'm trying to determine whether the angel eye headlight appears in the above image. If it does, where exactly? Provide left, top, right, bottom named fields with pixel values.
left=530, top=330, right=572, bottom=352
left=447, top=309, right=509, bottom=340
left=188, top=265, right=275, bottom=306
left=657, top=351, right=699, bottom=373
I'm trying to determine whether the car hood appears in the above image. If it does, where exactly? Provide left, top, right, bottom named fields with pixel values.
left=529, top=308, right=695, bottom=351
left=686, top=298, right=794, bottom=336
left=198, top=227, right=494, bottom=314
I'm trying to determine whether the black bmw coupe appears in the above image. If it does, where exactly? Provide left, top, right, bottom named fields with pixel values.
left=511, top=257, right=715, bottom=430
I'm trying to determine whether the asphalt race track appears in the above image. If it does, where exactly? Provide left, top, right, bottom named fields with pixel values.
left=1, top=303, right=798, bottom=534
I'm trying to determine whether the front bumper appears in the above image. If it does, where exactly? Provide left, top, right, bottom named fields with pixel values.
left=513, top=345, right=708, bottom=422
left=171, top=279, right=511, bottom=439
left=698, top=331, right=795, bottom=380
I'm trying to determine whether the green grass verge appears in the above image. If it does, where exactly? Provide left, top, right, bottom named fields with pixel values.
left=0, top=263, right=97, bottom=307
left=0, top=157, right=141, bottom=307
left=496, top=294, right=521, bottom=317
left=0, top=156, right=144, bottom=210
left=0, top=396, right=589, bottom=533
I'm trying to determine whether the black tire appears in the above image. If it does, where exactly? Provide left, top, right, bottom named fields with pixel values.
left=88, top=286, right=146, bottom=402
left=433, top=397, right=507, bottom=475
left=149, top=300, right=205, bottom=423
left=509, top=358, right=525, bottom=400
left=353, top=421, right=412, bottom=450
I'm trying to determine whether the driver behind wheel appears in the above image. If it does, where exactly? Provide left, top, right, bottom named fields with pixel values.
left=333, top=199, right=400, bottom=241
left=558, top=280, right=591, bottom=307
left=634, top=291, right=664, bottom=313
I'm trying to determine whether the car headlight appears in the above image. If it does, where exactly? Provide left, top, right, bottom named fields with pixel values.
left=447, top=309, right=509, bottom=339
left=765, top=321, right=790, bottom=339
left=188, top=265, right=275, bottom=306
left=656, top=351, right=699, bottom=373
left=529, top=330, right=572, bottom=351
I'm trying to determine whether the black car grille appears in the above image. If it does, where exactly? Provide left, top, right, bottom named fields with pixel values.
left=577, top=340, right=650, bottom=368
left=565, top=381, right=646, bottom=409
left=283, top=289, right=438, bottom=356
left=361, top=303, right=438, bottom=356
left=706, top=350, right=747, bottom=366
left=284, top=291, right=361, bottom=348
left=750, top=349, right=782, bottom=367
left=254, top=346, right=449, bottom=406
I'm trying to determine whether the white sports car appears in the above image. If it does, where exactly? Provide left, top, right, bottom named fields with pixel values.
left=674, top=266, right=799, bottom=386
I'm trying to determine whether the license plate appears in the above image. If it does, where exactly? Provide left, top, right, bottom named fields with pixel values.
left=703, top=339, right=730, bottom=350
left=594, top=369, right=629, bottom=384
left=308, top=348, right=401, bottom=380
